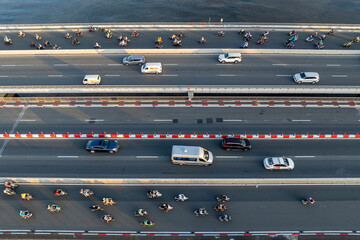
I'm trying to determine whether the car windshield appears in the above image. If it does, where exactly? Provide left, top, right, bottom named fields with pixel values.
left=240, top=139, right=246, bottom=146
left=101, top=140, right=110, bottom=148
left=126, top=56, right=131, bottom=60
left=268, top=158, right=274, bottom=165
left=224, top=53, right=229, bottom=58
left=283, top=158, right=289, bottom=166
left=300, top=73, right=306, bottom=78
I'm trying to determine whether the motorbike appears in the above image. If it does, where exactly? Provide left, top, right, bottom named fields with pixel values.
left=131, top=31, right=139, bottom=37
left=47, top=204, right=61, bottom=212
left=353, top=37, right=360, bottom=43
left=90, top=205, right=103, bottom=211
left=328, top=29, right=335, bottom=35
left=159, top=204, right=173, bottom=212
left=65, top=33, right=72, bottom=39
left=102, top=198, right=116, bottom=205
left=155, top=37, right=162, bottom=44
left=3, top=188, right=16, bottom=196
left=119, top=40, right=127, bottom=47
left=53, top=44, right=61, bottom=49
left=155, top=43, right=163, bottom=48
left=315, top=42, right=324, bottom=49
left=289, top=34, right=298, bottom=42
left=72, top=39, right=80, bottom=45
left=257, top=39, right=265, bottom=45
left=76, top=31, right=83, bottom=36
left=54, top=189, right=67, bottom=196
left=147, top=190, right=162, bottom=198
left=178, top=32, right=185, bottom=38
left=262, top=31, right=269, bottom=37
left=240, top=42, right=249, bottom=48
left=4, top=181, right=18, bottom=189
left=44, top=41, right=52, bottom=47
left=29, top=42, right=36, bottom=48
left=286, top=41, right=295, bottom=48
left=343, top=41, right=353, bottom=48
left=198, top=38, right=206, bottom=44
left=173, top=39, right=182, bottom=47
left=239, top=29, right=245, bottom=35
left=175, top=193, right=188, bottom=202
left=170, top=34, right=177, bottom=40
left=305, top=35, right=314, bottom=42
left=289, top=30, right=296, bottom=36
left=105, top=32, right=112, bottom=39
left=35, top=34, right=42, bottom=41
left=219, top=214, right=232, bottom=222
left=18, top=32, right=25, bottom=37
left=217, top=31, right=224, bottom=37
left=37, top=44, right=44, bottom=50
left=302, top=198, right=316, bottom=205
left=80, top=188, right=94, bottom=197
left=214, top=204, right=227, bottom=212
left=141, top=220, right=155, bottom=227
left=21, top=193, right=35, bottom=200
left=4, top=38, right=12, bottom=45
left=217, top=195, right=230, bottom=203
left=19, top=210, right=32, bottom=219
left=101, top=215, right=115, bottom=223
left=194, top=208, right=208, bottom=216
left=134, top=209, right=148, bottom=216
left=318, top=35, right=326, bottom=41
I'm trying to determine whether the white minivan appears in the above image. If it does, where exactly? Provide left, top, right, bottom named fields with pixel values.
left=171, top=145, right=213, bottom=166
left=83, top=75, right=101, bottom=85
left=141, top=62, right=162, bottom=74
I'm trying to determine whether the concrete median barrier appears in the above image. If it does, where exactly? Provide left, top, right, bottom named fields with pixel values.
left=1, top=49, right=359, bottom=55
left=2, top=177, right=360, bottom=185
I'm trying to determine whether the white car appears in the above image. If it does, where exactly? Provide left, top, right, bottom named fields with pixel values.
left=218, top=53, right=242, bottom=63
left=263, top=157, right=294, bottom=170
left=293, top=72, right=320, bottom=84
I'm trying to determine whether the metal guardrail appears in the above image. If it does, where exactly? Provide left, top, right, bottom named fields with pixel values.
left=1, top=85, right=360, bottom=99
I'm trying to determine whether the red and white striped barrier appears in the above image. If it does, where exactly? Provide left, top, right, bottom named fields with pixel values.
left=0, top=230, right=357, bottom=236
left=1, top=133, right=360, bottom=139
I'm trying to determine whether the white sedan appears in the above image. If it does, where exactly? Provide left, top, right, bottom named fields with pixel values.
left=263, top=157, right=295, bottom=170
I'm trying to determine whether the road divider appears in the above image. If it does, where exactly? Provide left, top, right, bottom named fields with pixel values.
left=0, top=49, right=359, bottom=55
left=2, top=177, right=360, bottom=185
left=0, top=133, right=359, bottom=139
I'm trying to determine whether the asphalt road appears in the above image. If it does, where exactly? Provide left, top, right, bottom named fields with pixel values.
left=0, top=139, right=359, bottom=178
left=0, top=106, right=358, bottom=134
left=0, top=54, right=359, bottom=86
left=0, top=185, right=359, bottom=232
left=1, top=29, right=359, bottom=51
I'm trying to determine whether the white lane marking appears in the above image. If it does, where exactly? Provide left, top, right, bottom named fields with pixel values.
left=108, top=64, right=123, bottom=66
left=54, top=64, right=69, bottom=66
left=0, top=107, right=27, bottom=157
left=105, top=75, right=120, bottom=77
left=153, top=119, right=172, bottom=122
left=1, top=65, right=16, bottom=67
left=326, top=64, right=341, bottom=67
left=272, top=64, right=287, bottom=66
left=20, top=119, right=36, bottom=122
left=276, top=74, right=292, bottom=77
left=57, top=156, right=79, bottom=158
left=218, top=74, right=236, bottom=76
left=0, top=75, right=8, bottom=77
left=162, top=74, right=178, bottom=77
left=332, top=75, right=347, bottom=77
left=85, top=119, right=104, bottom=122
left=292, top=119, right=311, bottom=122
left=17, top=64, right=33, bottom=67
left=216, top=156, right=243, bottom=159
left=163, top=64, right=178, bottom=66
left=136, top=156, right=158, bottom=159
left=48, top=75, right=63, bottom=77
left=223, top=119, right=243, bottom=122
left=294, top=156, right=315, bottom=158
left=74, top=64, right=102, bottom=66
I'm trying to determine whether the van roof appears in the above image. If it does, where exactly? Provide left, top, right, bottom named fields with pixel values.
left=84, top=75, right=100, bottom=78
left=227, top=53, right=241, bottom=57
left=172, top=145, right=202, bottom=156
left=144, top=62, right=162, bottom=67
left=129, top=55, right=145, bottom=59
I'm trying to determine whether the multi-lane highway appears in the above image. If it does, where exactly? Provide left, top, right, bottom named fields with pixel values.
left=0, top=55, right=359, bottom=86
left=0, top=184, right=359, bottom=232
left=0, top=29, right=359, bottom=50
left=0, top=139, right=359, bottom=178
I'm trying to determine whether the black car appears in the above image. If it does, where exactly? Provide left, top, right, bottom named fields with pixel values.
left=86, top=140, right=119, bottom=153
left=222, top=137, right=251, bottom=151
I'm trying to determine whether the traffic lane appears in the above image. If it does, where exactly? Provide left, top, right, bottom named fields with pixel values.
left=0, top=185, right=360, bottom=231
left=1, top=139, right=360, bottom=178
left=3, top=107, right=360, bottom=134
left=0, top=55, right=359, bottom=86
left=1, top=30, right=359, bottom=50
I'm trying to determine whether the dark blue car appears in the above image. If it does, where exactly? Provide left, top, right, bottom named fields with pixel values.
left=86, top=140, right=119, bottom=153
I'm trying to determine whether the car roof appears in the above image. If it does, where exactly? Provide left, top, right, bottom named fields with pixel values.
left=270, top=157, right=285, bottom=165
left=226, top=53, right=241, bottom=57
left=128, top=55, right=144, bottom=59
left=144, top=62, right=161, bottom=67
left=172, top=145, right=202, bottom=156
left=84, top=74, right=100, bottom=78
left=302, top=72, right=319, bottom=77
left=224, top=137, right=243, bottom=144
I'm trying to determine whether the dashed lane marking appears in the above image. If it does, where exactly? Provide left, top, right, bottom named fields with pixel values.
left=20, top=119, right=36, bottom=122
left=48, top=75, right=63, bottom=77
left=326, top=64, right=341, bottom=67
left=136, top=156, right=159, bottom=159
left=1, top=65, right=16, bottom=67
left=53, top=64, right=69, bottom=66
left=105, top=75, right=120, bottom=77
left=162, top=74, right=178, bottom=77
left=218, top=74, right=236, bottom=77
left=332, top=75, right=348, bottom=77
left=272, top=64, right=288, bottom=66
left=85, top=119, right=104, bottom=122
left=163, top=64, right=178, bottom=66
left=223, top=119, right=243, bottom=122
left=153, top=119, right=172, bottom=122
left=276, top=74, right=292, bottom=77
left=216, top=156, right=243, bottom=159
left=292, top=119, right=311, bottom=122
left=0, top=76, right=8, bottom=77
left=294, top=156, right=315, bottom=158
left=107, top=64, right=122, bottom=66
left=57, top=156, right=79, bottom=158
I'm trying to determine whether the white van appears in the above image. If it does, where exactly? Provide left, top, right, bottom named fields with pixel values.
left=83, top=75, right=101, bottom=85
left=171, top=145, right=213, bottom=166
left=141, top=62, right=162, bottom=74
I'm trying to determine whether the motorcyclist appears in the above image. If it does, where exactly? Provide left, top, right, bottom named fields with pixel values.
left=89, top=26, right=94, bottom=32
left=4, top=181, right=16, bottom=188
left=53, top=44, right=60, bottom=49
left=102, top=214, right=113, bottom=223
left=148, top=189, right=160, bottom=198
left=219, top=214, right=232, bottom=221
left=142, top=219, right=154, bottom=226
left=286, top=42, right=294, bottom=48
left=170, top=34, right=177, bottom=40
left=48, top=204, right=60, bottom=211
left=131, top=30, right=138, bottom=37
left=217, top=194, right=230, bottom=202
left=3, top=187, right=15, bottom=195
left=239, top=29, right=245, bottom=35
left=94, top=42, right=101, bottom=49
left=19, top=210, right=31, bottom=218
left=30, top=41, right=35, bottom=47
left=290, top=30, right=296, bottom=36
left=21, top=193, right=34, bottom=200
left=76, top=29, right=83, bottom=36
left=178, top=31, right=185, bottom=37
left=37, top=43, right=44, bottom=49
left=215, top=204, right=227, bottom=211
left=4, top=36, right=9, bottom=42
left=156, top=37, right=162, bottom=44
left=319, top=34, right=326, bottom=40
left=72, top=38, right=79, bottom=44
left=160, top=203, right=170, bottom=211
left=240, top=42, right=249, bottom=48
left=119, top=40, right=127, bottom=46
left=65, top=33, right=72, bottom=39
left=174, top=38, right=181, bottom=46
left=199, top=36, right=206, bottom=43
left=217, top=30, right=224, bottom=37
left=354, top=36, right=360, bottom=42
left=18, top=30, right=25, bottom=37
left=103, top=197, right=115, bottom=205
left=35, top=34, right=41, bottom=40
left=263, top=30, right=269, bottom=37
left=136, top=208, right=146, bottom=216
left=54, top=188, right=65, bottom=195
left=328, top=29, right=334, bottom=35
left=90, top=205, right=101, bottom=211
left=44, top=41, right=51, bottom=47
left=306, top=197, right=315, bottom=204
left=175, top=193, right=188, bottom=201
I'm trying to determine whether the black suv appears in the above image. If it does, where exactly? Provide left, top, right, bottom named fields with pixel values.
left=222, top=137, right=251, bottom=151
left=86, top=140, right=119, bottom=153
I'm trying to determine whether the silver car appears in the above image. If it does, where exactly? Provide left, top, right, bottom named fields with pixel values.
left=123, top=55, right=145, bottom=66
left=263, top=157, right=295, bottom=170
left=293, top=72, right=320, bottom=84
left=218, top=53, right=242, bottom=63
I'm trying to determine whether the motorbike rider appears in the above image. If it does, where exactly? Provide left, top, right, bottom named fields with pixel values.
left=143, top=219, right=153, bottom=226
left=176, top=193, right=187, bottom=201
left=94, top=42, right=101, bottom=49
left=136, top=208, right=146, bottom=216
left=18, top=30, right=25, bottom=37
left=29, top=41, right=35, bottom=47
left=217, top=30, right=224, bottom=36
left=328, top=29, right=334, bottom=35
left=72, top=38, right=79, bottom=44
left=178, top=31, right=184, bottom=37
left=290, top=30, right=296, bottom=36
left=220, top=214, right=231, bottom=221
left=44, top=41, right=51, bottom=46
left=148, top=189, right=159, bottom=198
left=217, top=194, right=230, bottom=202
left=37, top=43, right=44, bottom=49
left=35, top=34, right=41, bottom=40
left=4, top=187, right=15, bottom=195
left=90, top=205, right=101, bottom=211
left=215, top=204, right=226, bottom=211
left=4, top=181, right=16, bottom=188
left=174, top=38, right=181, bottom=46
left=131, top=30, right=138, bottom=37
left=65, top=33, right=71, bottom=39
left=239, top=29, right=245, bottom=34
left=241, top=42, right=249, bottom=48
left=19, top=210, right=30, bottom=218
left=355, top=36, right=360, bottom=42
left=156, top=37, right=162, bottom=43
left=198, top=208, right=207, bottom=215
left=160, top=203, right=170, bottom=211
left=103, top=197, right=115, bottom=205
left=54, top=188, right=64, bottom=195
left=199, top=36, right=206, bottom=43
left=286, top=41, right=294, bottom=48
left=48, top=204, right=60, bottom=211
left=4, top=36, right=9, bottom=42
left=102, top=214, right=113, bottom=223
left=305, top=197, right=315, bottom=204
left=53, top=44, right=60, bottom=49
left=263, top=30, right=269, bottom=37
